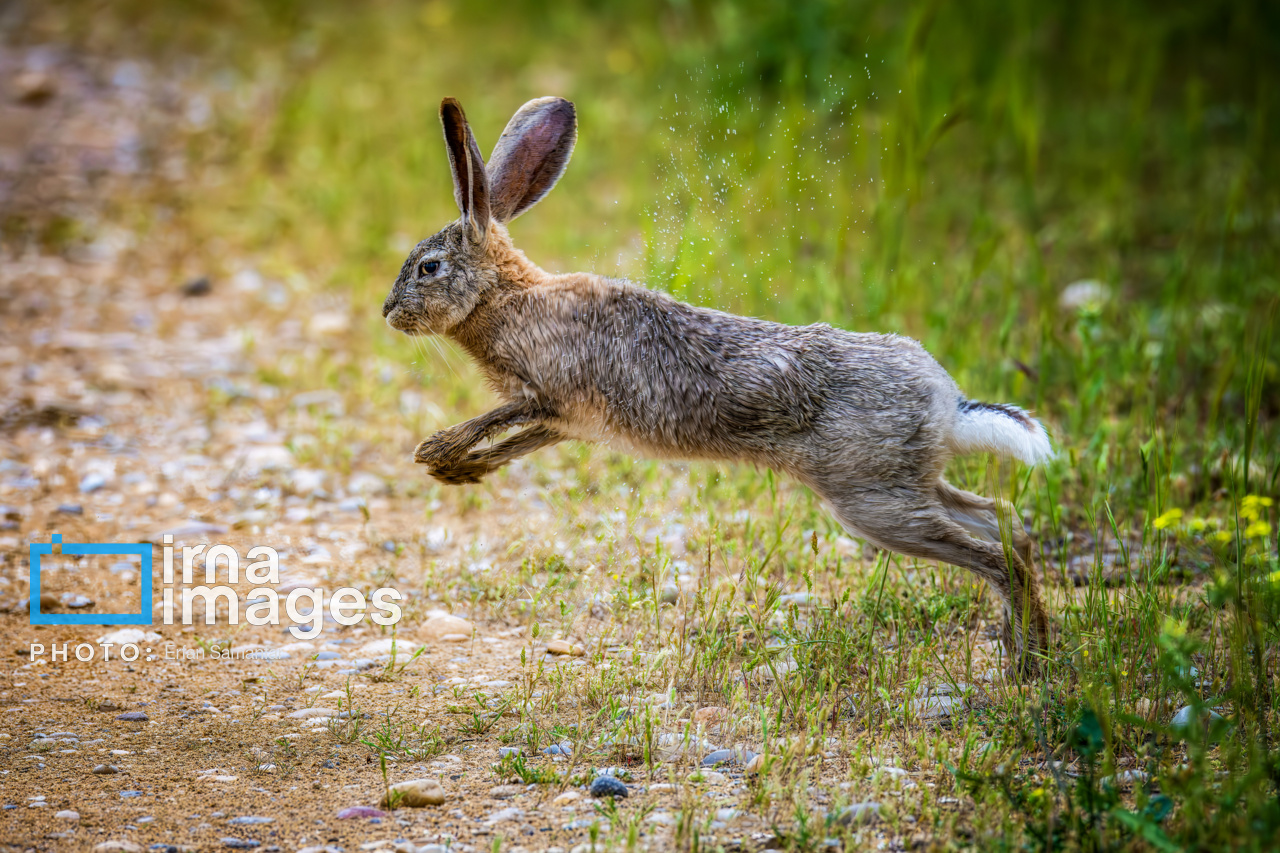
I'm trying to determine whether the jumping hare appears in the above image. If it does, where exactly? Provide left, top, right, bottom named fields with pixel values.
left=382, top=97, right=1055, bottom=676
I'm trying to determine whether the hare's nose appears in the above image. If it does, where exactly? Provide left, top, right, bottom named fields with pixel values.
left=382, top=292, right=397, bottom=318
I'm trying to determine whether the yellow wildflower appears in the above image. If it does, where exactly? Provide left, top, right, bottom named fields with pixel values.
left=1241, top=496, right=1272, bottom=522
left=1245, top=520, right=1272, bottom=539
left=1212, top=530, right=1234, bottom=544
left=1153, top=508, right=1183, bottom=530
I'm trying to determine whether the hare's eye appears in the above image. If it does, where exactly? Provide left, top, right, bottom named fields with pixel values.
left=419, top=260, right=440, bottom=277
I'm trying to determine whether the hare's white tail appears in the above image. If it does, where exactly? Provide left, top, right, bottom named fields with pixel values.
left=950, top=400, right=1053, bottom=465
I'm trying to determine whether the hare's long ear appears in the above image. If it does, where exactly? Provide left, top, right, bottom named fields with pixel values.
left=440, top=97, right=490, bottom=245
left=487, top=97, right=576, bottom=223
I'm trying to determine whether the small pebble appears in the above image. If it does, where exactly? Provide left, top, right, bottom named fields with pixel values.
left=1101, top=770, right=1151, bottom=789
left=421, top=615, right=474, bottom=642
left=287, top=708, right=338, bottom=720
left=116, top=712, right=149, bottom=722
left=589, top=776, right=628, bottom=799
left=485, top=806, right=523, bottom=823
left=701, top=748, right=756, bottom=768
left=594, top=766, right=631, bottom=780
left=692, top=706, right=730, bottom=726
left=182, top=276, right=212, bottom=297
left=79, top=472, right=107, bottom=493
left=13, top=68, right=57, bottom=104
left=489, top=785, right=524, bottom=799
left=1170, top=705, right=1225, bottom=741
left=221, top=839, right=260, bottom=849
left=336, top=806, right=386, bottom=819
left=381, top=778, right=446, bottom=808
left=546, top=639, right=585, bottom=657
left=541, top=741, right=574, bottom=756
left=228, top=816, right=273, bottom=825
left=55, top=810, right=80, bottom=820
left=835, top=802, right=882, bottom=826
left=905, top=693, right=960, bottom=720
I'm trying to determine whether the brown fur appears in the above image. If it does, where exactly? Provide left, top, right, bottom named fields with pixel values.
left=382, top=97, right=1056, bottom=677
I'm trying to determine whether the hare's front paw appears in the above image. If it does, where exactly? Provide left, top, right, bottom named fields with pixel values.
left=414, top=429, right=470, bottom=466
left=425, top=458, right=487, bottom=485
left=424, top=444, right=523, bottom=485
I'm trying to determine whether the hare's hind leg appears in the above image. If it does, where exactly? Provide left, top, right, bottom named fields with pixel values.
left=934, top=480, right=1037, bottom=572
left=823, top=486, right=1050, bottom=678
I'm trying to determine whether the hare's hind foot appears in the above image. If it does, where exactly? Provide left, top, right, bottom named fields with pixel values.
left=822, top=479, right=1052, bottom=679
left=998, top=630, right=1049, bottom=676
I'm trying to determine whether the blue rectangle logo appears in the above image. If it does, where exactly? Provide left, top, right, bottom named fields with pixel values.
left=29, top=535, right=152, bottom=626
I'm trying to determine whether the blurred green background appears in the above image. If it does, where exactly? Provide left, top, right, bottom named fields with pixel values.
left=31, top=0, right=1280, bottom=498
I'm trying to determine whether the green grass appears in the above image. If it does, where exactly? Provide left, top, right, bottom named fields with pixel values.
left=14, top=0, right=1280, bottom=849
